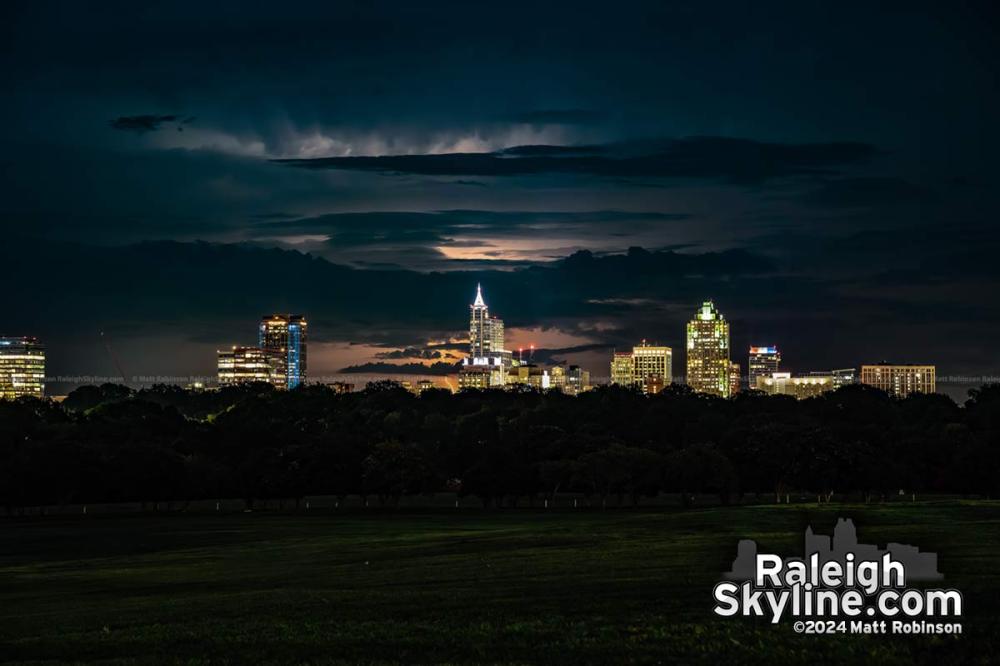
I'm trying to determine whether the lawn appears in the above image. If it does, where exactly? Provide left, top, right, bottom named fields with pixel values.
left=2, top=502, right=999, bottom=664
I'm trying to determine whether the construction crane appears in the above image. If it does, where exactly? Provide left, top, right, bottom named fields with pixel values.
left=100, top=330, right=129, bottom=385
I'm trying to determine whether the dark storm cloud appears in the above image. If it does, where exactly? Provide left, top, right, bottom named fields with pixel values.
left=527, top=343, right=616, bottom=365
left=274, top=137, right=876, bottom=183
left=109, top=115, right=194, bottom=133
left=799, top=177, right=933, bottom=208
left=508, top=109, right=609, bottom=125
left=255, top=209, right=696, bottom=269
left=260, top=209, right=691, bottom=238
left=4, top=238, right=782, bottom=349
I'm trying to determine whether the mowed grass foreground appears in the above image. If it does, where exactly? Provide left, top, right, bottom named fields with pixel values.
left=2, top=503, right=999, bottom=665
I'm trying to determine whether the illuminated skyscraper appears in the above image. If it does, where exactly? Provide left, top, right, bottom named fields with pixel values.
left=468, top=284, right=506, bottom=360
left=860, top=364, right=935, bottom=397
left=259, top=314, right=308, bottom=389
left=218, top=346, right=281, bottom=386
left=0, top=337, right=45, bottom=399
left=463, top=285, right=510, bottom=386
left=686, top=301, right=731, bottom=397
left=748, top=346, right=780, bottom=388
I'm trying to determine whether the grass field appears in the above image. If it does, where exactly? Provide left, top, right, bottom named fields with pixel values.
left=2, top=502, right=999, bottom=665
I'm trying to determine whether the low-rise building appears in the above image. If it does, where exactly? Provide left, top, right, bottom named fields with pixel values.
left=808, top=368, right=856, bottom=389
left=756, top=372, right=835, bottom=400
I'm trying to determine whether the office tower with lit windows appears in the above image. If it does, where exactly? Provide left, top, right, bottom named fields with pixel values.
left=259, top=314, right=308, bottom=389
left=565, top=365, right=591, bottom=395
left=218, top=346, right=281, bottom=386
left=469, top=284, right=507, bottom=360
left=860, top=364, right=936, bottom=397
left=462, top=285, right=511, bottom=386
left=633, top=342, right=672, bottom=394
left=0, top=336, right=45, bottom=399
left=748, top=346, right=780, bottom=388
left=610, top=343, right=672, bottom=394
left=729, top=361, right=742, bottom=396
left=610, top=351, right=634, bottom=387
left=686, top=301, right=731, bottom=397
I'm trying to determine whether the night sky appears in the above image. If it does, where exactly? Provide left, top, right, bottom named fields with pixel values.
left=2, top=1, right=999, bottom=393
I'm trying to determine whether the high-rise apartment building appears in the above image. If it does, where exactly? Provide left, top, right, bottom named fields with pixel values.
left=860, top=364, right=936, bottom=397
left=259, top=314, right=308, bottom=389
left=748, top=346, right=780, bottom=388
left=218, top=346, right=281, bottom=386
left=0, top=336, right=45, bottom=399
left=686, top=301, right=731, bottom=397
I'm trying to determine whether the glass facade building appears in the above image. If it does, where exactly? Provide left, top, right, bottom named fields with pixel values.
left=259, top=314, right=308, bottom=389
left=0, top=336, right=45, bottom=399
left=686, top=301, right=731, bottom=397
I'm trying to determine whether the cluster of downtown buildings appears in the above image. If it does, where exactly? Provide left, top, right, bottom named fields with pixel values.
left=0, top=285, right=936, bottom=400
left=610, top=300, right=935, bottom=399
left=456, top=287, right=937, bottom=400
left=217, top=315, right=308, bottom=390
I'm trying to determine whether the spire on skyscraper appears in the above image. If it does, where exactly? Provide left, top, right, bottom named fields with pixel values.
left=473, top=283, right=486, bottom=308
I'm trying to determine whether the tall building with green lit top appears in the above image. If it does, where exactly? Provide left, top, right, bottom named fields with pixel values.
left=686, top=301, right=731, bottom=397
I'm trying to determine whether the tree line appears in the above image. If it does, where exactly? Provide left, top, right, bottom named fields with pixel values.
left=1, top=381, right=999, bottom=512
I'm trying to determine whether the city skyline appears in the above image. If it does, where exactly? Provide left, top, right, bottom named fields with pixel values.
left=2, top=285, right=943, bottom=399
left=1, top=3, right=998, bottom=399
